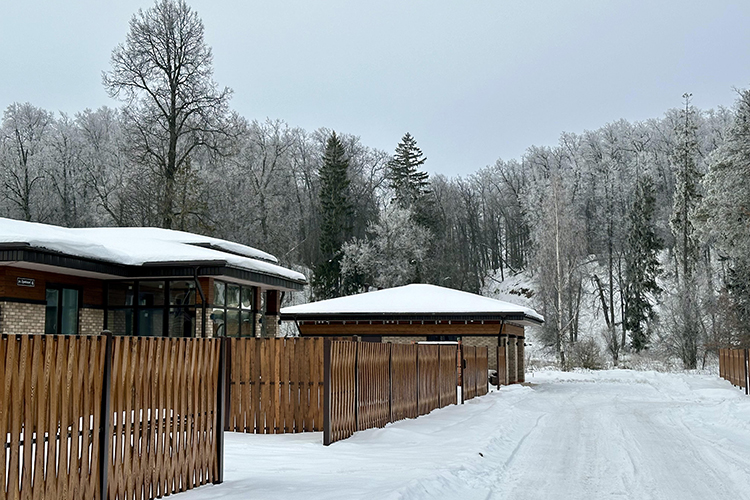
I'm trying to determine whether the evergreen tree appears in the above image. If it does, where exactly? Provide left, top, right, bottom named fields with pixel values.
left=387, top=132, right=430, bottom=210
left=624, top=175, right=662, bottom=351
left=312, top=132, right=353, bottom=299
left=701, top=88, right=750, bottom=345
left=669, top=93, right=703, bottom=368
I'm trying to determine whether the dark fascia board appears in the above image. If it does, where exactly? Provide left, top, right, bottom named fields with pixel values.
left=280, top=311, right=543, bottom=325
left=0, top=247, right=306, bottom=291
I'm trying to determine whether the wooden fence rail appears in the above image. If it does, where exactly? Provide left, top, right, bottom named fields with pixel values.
left=1, top=334, right=223, bottom=500
left=719, top=348, right=749, bottom=395
left=226, top=338, right=324, bottom=434
left=324, top=341, right=487, bottom=445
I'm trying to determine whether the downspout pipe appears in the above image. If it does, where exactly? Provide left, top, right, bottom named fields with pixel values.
left=194, top=267, right=207, bottom=337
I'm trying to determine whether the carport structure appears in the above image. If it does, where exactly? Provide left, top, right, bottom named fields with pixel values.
left=281, top=284, right=543, bottom=384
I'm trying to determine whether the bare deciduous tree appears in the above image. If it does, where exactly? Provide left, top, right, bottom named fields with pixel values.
left=103, top=0, right=232, bottom=229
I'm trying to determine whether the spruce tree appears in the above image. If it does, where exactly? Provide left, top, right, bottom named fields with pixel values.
left=624, top=175, right=662, bottom=351
left=387, top=132, right=430, bottom=210
left=312, top=132, right=352, bottom=299
left=669, top=93, right=703, bottom=368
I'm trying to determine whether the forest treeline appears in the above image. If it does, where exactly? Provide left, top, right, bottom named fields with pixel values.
left=2, top=0, right=749, bottom=368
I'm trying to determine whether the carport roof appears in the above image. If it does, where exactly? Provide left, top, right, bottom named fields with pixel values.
left=281, top=284, right=544, bottom=325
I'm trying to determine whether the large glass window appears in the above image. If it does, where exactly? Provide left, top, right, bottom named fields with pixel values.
left=45, top=286, right=80, bottom=335
left=211, top=280, right=256, bottom=337
left=105, top=280, right=195, bottom=337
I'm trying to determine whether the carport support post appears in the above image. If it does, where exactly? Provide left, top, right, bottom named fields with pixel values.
left=323, top=338, right=332, bottom=446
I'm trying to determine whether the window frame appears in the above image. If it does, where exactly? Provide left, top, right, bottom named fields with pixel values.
left=211, top=280, right=259, bottom=338
left=44, top=283, right=82, bottom=335
left=104, top=279, right=197, bottom=337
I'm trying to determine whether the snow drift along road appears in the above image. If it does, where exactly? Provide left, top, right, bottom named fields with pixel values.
left=181, top=370, right=750, bottom=500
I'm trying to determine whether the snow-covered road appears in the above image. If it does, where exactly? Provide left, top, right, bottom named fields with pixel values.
left=181, top=370, right=750, bottom=500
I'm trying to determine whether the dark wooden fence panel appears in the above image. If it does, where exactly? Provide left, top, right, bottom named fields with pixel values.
left=462, top=346, right=477, bottom=401
left=325, top=341, right=357, bottom=444
left=390, top=344, right=418, bottom=421
left=324, top=341, right=486, bottom=444
left=719, top=348, right=749, bottom=395
left=418, top=344, right=440, bottom=416
left=438, top=345, right=457, bottom=407
left=1, top=334, right=107, bottom=500
left=107, top=336, right=221, bottom=500
left=227, top=338, right=324, bottom=434
left=476, top=348, right=488, bottom=396
left=357, top=343, right=390, bottom=431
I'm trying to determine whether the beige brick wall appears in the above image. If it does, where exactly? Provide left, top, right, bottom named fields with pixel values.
left=197, top=308, right=214, bottom=338
left=79, top=308, right=104, bottom=335
left=382, top=336, right=427, bottom=344
left=264, top=314, right=280, bottom=338
left=0, top=301, right=45, bottom=334
left=462, top=336, right=499, bottom=372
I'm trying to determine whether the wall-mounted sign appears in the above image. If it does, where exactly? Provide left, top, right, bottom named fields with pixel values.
left=17, top=277, right=35, bottom=287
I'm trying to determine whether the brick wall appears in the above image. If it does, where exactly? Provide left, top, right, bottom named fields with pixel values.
left=263, top=314, right=280, bottom=338
left=462, top=336, right=499, bottom=372
left=381, top=336, right=427, bottom=344
left=0, top=301, right=45, bottom=334
left=79, top=308, right=104, bottom=335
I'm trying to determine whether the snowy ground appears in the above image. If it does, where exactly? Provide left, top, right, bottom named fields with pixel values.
left=182, top=370, right=750, bottom=500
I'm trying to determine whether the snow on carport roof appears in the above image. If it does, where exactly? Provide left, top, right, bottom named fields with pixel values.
left=282, top=283, right=544, bottom=324
left=0, top=218, right=306, bottom=284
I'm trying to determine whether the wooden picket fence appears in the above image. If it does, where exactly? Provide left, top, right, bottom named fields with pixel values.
left=324, top=341, right=489, bottom=445
left=226, top=337, right=324, bottom=434
left=461, top=346, right=488, bottom=400
left=0, top=333, right=223, bottom=500
left=108, top=336, right=222, bottom=499
left=719, top=348, right=749, bottom=395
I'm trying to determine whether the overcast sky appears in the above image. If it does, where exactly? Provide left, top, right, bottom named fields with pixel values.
left=2, top=1, right=749, bottom=176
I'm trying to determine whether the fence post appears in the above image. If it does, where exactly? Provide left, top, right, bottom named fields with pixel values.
left=323, top=339, right=332, bottom=446
left=214, top=337, right=227, bottom=484
left=224, top=338, right=232, bottom=431
left=745, top=349, right=749, bottom=396
left=98, top=330, right=113, bottom=500
left=388, top=343, right=393, bottom=423
left=354, top=338, right=360, bottom=431
left=416, top=344, right=421, bottom=413
left=458, top=341, right=464, bottom=404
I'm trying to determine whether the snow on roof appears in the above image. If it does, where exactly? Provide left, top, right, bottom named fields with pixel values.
left=0, top=218, right=306, bottom=284
left=281, top=284, right=544, bottom=323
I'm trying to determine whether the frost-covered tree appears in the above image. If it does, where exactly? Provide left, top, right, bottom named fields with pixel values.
left=701, top=88, right=750, bottom=346
left=624, top=175, right=662, bottom=351
left=0, top=103, right=54, bottom=221
left=669, top=93, right=703, bottom=368
left=313, top=132, right=353, bottom=299
left=342, top=204, right=431, bottom=291
left=103, top=0, right=232, bottom=229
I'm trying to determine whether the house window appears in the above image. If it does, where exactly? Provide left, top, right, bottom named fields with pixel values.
left=105, top=280, right=195, bottom=337
left=45, top=286, right=80, bottom=335
left=211, top=281, right=257, bottom=337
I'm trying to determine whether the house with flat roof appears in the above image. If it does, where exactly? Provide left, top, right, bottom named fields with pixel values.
left=0, top=218, right=306, bottom=338
left=281, top=283, right=543, bottom=381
